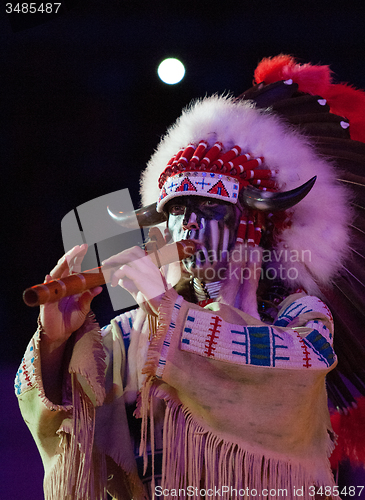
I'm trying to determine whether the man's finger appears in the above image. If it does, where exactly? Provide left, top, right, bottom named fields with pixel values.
left=111, top=264, right=166, bottom=301
left=102, top=246, right=145, bottom=267
left=49, top=244, right=88, bottom=279
left=49, top=253, right=72, bottom=279
left=67, top=243, right=88, bottom=274
left=78, top=286, right=103, bottom=313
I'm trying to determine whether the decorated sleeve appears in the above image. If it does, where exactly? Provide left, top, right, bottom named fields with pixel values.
left=14, top=332, right=38, bottom=399
left=14, top=313, right=106, bottom=409
left=151, top=290, right=336, bottom=376
left=14, top=324, right=74, bottom=411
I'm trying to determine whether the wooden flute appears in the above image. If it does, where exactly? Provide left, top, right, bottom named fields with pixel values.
left=23, top=239, right=196, bottom=307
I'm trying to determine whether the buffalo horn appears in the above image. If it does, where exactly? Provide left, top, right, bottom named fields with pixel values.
left=240, top=176, right=316, bottom=212
left=107, top=203, right=167, bottom=228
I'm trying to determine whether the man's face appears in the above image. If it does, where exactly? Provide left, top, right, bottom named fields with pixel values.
left=165, top=196, right=240, bottom=281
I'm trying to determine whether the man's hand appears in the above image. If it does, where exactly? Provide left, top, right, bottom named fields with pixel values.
left=218, top=244, right=262, bottom=319
left=102, top=245, right=167, bottom=316
left=40, top=244, right=102, bottom=350
left=39, top=244, right=102, bottom=402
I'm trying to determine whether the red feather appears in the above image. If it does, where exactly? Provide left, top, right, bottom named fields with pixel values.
left=326, top=83, right=365, bottom=143
left=254, top=54, right=365, bottom=143
left=330, top=397, right=365, bottom=468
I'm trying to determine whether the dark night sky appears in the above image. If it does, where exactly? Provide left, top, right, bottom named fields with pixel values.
left=1, top=1, right=365, bottom=498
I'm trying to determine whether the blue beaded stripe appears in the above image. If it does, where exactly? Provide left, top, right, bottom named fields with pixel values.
left=249, top=327, right=271, bottom=366
left=272, top=331, right=290, bottom=366
left=275, top=303, right=312, bottom=327
left=14, top=342, right=36, bottom=396
left=231, top=329, right=248, bottom=362
left=14, top=367, right=23, bottom=396
left=231, top=327, right=289, bottom=367
left=116, top=321, right=130, bottom=353
left=156, top=295, right=184, bottom=378
left=181, top=315, right=195, bottom=345
left=114, top=309, right=138, bottom=355
left=302, top=324, right=336, bottom=367
left=274, top=301, right=313, bottom=327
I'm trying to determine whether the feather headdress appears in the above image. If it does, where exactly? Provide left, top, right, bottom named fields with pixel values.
left=141, top=77, right=352, bottom=296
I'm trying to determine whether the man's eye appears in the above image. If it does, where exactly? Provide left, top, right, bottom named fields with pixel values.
left=201, top=200, right=218, bottom=208
left=169, top=205, right=185, bottom=215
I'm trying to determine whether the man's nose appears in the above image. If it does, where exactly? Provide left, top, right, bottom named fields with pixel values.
left=182, top=211, right=200, bottom=231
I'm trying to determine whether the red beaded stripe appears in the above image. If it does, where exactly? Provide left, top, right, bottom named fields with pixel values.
left=243, top=168, right=276, bottom=180
left=200, top=142, right=223, bottom=169
left=251, top=179, right=278, bottom=189
left=178, top=144, right=196, bottom=167
left=191, top=141, right=209, bottom=164
left=225, top=157, right=263, bottom=175
left=247, top=217, right=256, bottom=246
left=236, top=215, right=248, bottom=243
left=254, top=212, right=265, bottom=246
left=212, top=146, right=242, bottom=170
left=171, top=148, right=184, bottom=166
left=166, top=154, right=177, bottom=167
left=158, top=170, right=171, bottom=189
left=236, top=211, right=264, bottom=246
left=225, top=153, right=251, bottom=170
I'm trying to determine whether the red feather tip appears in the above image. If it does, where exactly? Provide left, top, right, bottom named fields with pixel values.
left=254, top=54, right=365, bottom=143
left=254, top=54, right=332, bottom=96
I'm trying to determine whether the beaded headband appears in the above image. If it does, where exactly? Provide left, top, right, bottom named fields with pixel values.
left=157, top=140, right=277, bottom=213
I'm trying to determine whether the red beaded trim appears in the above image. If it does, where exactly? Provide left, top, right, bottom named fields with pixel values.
left=158, top=141, right=276, bottom=192
left=236, top=211, right=266, bottom=247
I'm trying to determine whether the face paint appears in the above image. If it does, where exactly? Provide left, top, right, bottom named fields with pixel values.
left=165, top=196, right=241, bottom=281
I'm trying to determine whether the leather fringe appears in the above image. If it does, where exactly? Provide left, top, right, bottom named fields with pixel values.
left=43, top=375, right=108, bottom=499
left=160, top=398, right=337, bottom=500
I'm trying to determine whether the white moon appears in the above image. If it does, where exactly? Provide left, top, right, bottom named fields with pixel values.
left=157, top=58, right=185, bottom=85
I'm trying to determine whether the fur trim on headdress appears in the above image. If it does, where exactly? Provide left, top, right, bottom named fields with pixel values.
left=140, top=95, right=351, bottom=294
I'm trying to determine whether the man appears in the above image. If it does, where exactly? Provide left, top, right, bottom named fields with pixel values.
left=16, top=56, right=365, bottom=499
